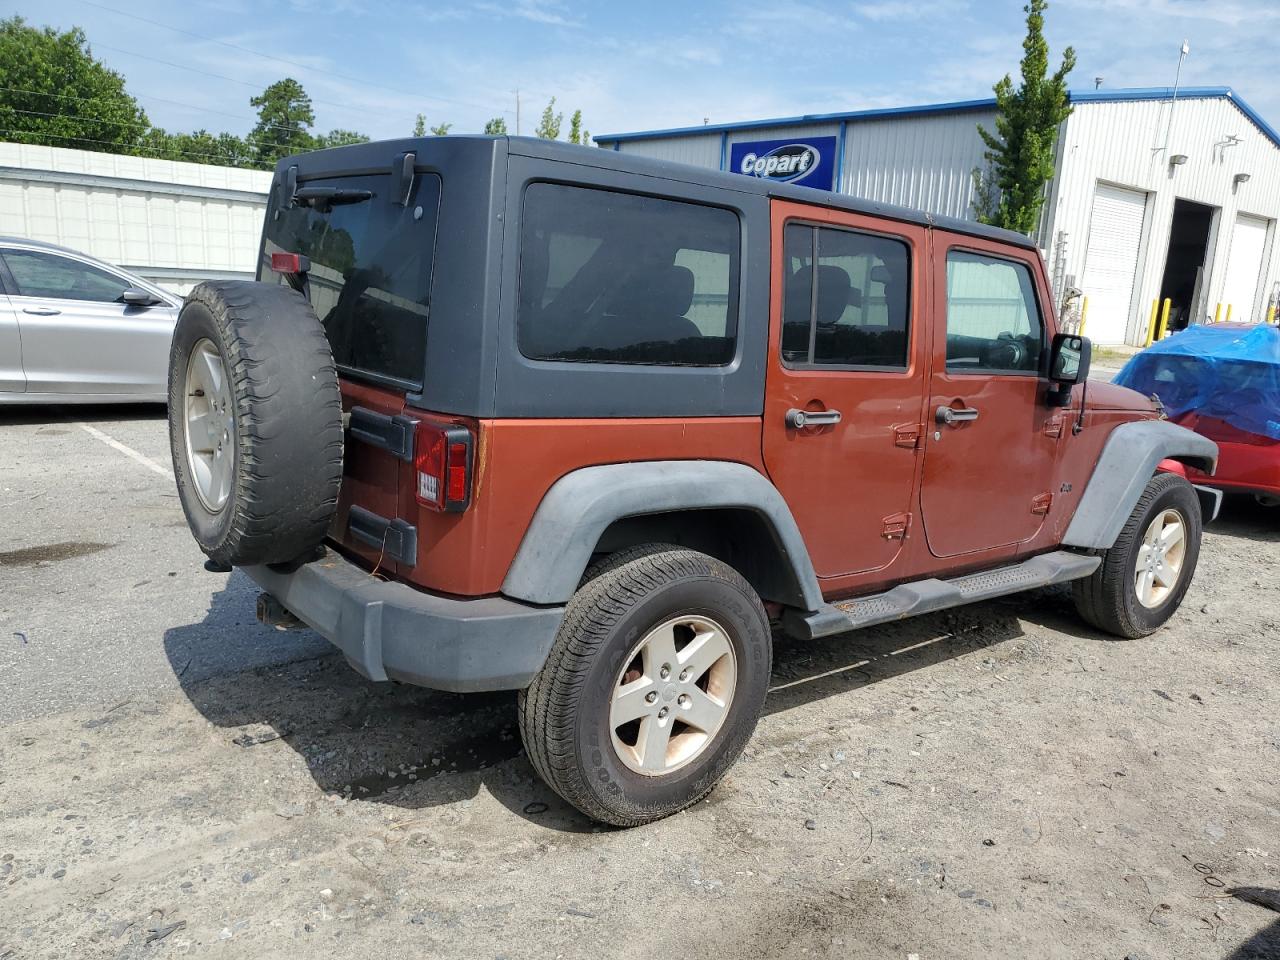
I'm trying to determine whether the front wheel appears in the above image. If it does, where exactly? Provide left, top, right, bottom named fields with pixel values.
left=518, top=545, right=772, bottom=826
left=1072, top=472, right=1203, bottom=638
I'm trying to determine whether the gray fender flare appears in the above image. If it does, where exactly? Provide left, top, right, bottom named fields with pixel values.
left=501, top=460, right=824, bottom=609
left=1061, top=419, right=1219, bottom=550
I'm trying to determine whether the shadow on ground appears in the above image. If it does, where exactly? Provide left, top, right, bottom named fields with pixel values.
left=1225, top=888, right=1280, bottom=959
left=1205, top=493, right=1280, bottom=543
left=165, top=573, right=1039, bottom=833
left=0, top=402, right=165, bottom=427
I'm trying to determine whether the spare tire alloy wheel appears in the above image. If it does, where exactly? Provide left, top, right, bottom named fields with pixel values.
left=610, top=614, right=737, bottom=775
left=1133, top=508, right=1187, bottom=609
left=183, top=339, right=236, bottom=513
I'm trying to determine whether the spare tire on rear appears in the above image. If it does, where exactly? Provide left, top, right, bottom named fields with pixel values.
left=167, top=280, right=343, bottom=568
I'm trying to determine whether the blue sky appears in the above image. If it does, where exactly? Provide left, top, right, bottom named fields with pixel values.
left=9, top=0, right=1279, bottom=144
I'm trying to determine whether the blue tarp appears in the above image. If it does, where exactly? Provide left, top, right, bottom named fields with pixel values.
left=1113, top=324, right=1280, bottom=441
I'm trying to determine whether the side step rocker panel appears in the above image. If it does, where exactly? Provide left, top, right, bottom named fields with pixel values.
left=786, top=550, right=1101, bottom=641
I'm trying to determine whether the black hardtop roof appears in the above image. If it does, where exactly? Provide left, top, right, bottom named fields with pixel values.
left=280, top=134, right=1037, bottom=252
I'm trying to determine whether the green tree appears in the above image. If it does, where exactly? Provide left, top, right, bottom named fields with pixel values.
left=567, top=109, right=585, bottom=145
left=972, top=0, right=1075, bottom=234
left=483, top=116, right=508, bottom=135
left=249, top=77, right=315, bottom=169
left=413, top=113, right=427, bottom=136
left=430, top=121, right=451, bottom=136
left=535, top=97, right=562, bottom=140
left=141, top=128, right=251, bottom=166
left=316, top=128, right=369, bottom=149
left=0, top=16, right=149, bottom=153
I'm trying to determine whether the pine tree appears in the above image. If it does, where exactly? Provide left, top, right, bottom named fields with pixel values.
left=972, top=0, right=1075, bottom=235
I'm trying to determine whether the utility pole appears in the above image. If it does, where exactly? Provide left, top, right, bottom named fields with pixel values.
left=1162, top=40, right=1190, bottom=153
left=515, top=89, right=521, bottom=136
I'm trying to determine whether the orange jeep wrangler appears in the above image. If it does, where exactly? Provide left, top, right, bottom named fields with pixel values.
left=168, top=136, right=1220, bottom=826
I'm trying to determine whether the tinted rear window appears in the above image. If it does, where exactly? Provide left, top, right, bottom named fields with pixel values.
left=263, top=173, right=441, bottom=388
left=517, top=183, right=740, bottom=366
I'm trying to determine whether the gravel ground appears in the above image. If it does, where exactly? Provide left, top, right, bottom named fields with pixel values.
left=1, top=407, right=1278, bottom=959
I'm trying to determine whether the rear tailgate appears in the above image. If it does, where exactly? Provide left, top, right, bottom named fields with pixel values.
left=260, top=158, right=442, bottom=572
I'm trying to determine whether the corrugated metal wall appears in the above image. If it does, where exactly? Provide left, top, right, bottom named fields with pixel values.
left=1046, top=96, right=1280, bottom=342
left=841, top=109, right=994, bottom=220
left=613, top=111, right=995, bottom=223
left=614, top=132, right=722, bottom=168
left=0, top=143, right=271, bottom=293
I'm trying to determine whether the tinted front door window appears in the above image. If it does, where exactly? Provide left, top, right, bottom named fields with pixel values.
left=518, top=183, right=740, bottom=365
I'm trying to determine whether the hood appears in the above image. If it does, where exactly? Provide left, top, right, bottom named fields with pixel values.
left=1085, top=380, right=1160, bottom=414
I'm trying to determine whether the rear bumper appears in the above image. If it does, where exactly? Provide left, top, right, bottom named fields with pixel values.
left=243, top=551, right=564, bottom=693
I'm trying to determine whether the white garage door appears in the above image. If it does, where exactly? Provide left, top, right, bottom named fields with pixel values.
left=1082, top=184, right=1147, bottom=344
left=1220, top=214, right=1269, bottom=323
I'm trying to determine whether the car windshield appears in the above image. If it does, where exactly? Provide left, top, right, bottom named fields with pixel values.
left=263, top=172, right=442, bottom=389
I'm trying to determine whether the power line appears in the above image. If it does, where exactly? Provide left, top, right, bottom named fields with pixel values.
left=74, top=0, right=514, bottom=119
left=0, top=106, right=298, bottom=154
left=88, top=40, right=422, bottom=127
left=0, top=126, right=260, bottom=166
left=0, top=85, right=307, bottom=140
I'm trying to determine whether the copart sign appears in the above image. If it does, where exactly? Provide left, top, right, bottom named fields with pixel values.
left=728, top=136, right=837, bottom=191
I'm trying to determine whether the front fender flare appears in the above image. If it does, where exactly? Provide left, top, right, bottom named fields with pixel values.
left=1062, top=419, right=1218, bottom=550
left=501, top=460, right=824, bottom=609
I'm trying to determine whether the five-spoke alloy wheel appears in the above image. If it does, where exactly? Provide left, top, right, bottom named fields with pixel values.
left=609, top=615, right=738, bottom=775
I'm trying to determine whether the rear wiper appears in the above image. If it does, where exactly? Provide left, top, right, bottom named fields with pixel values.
left=292, top=186, right=373, bottom=210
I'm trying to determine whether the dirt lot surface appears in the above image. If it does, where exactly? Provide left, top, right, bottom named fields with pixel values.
left=2, top=407, right=1278, bottom=959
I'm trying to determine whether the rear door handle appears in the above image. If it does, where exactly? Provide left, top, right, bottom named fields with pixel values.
left=786, top=408, right=842, bottom=429
left=936, top=404, right=980, bottom=424
left=22, top=307, right=60, bottom=316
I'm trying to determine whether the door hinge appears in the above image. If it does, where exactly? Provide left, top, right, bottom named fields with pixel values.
left=881, top=512, right=912, bottom=540
left=893, top=423, right=922, bottom=449
left=1030, top=493, right=1054, bottom=516
left=1043, top=416, right=1064, bottom=439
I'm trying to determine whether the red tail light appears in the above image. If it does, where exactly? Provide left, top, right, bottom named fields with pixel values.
left=270, top=251, right=310, bottom=274
left=414, top=420, right=473, bottom=513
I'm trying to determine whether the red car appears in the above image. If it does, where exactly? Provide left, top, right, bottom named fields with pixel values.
left=1118, top=323, right=1280, bottom=506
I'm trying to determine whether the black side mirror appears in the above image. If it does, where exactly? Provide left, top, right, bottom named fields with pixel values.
left=1046, top=332, right=1090, bottom=407
left=121, top=287, right=158, bottom=307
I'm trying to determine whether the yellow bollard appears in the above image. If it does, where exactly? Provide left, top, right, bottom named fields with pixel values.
left=1156, top=298, right=1172, bottom=341
left=1079, top=296, right=1089, bottom=336
left=1225, top=304, right=1233, bottom=323
left=1268, top=304, right=1277, bottom=325
left=1213, top=303, right=1222, bottom=324
left=1146, top=299, right=1160, bottom=346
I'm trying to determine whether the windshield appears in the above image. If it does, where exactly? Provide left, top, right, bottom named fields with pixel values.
left=262, top=172, right=442, bottom=389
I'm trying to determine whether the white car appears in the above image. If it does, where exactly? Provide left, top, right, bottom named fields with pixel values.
left=0, top=237, right=181, bottom=404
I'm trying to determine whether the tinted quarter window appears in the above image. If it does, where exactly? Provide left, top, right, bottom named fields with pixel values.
left=3, top=250, right=130, bottom=303
left=264, top=173, right=442, bottom=388
left=518, top=183, right=739, bottom=366
left=944, top=251, right=1044, bottom=374
left=781, top=224, right=910, bottom=368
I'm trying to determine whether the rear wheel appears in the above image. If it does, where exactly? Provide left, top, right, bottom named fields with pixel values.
left=518, top=545, right=771, bottom=826
left=1072, top=473, right=1202, bottom=638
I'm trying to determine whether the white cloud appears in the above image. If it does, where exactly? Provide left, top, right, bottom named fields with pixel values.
left=852, top=0, right=968, bottom=22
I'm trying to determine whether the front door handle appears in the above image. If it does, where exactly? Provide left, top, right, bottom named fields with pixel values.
left=22, top=307, right=60, bottom=316
left=936, top=404, right=980, bottom=425
left=786, top=408, right=842, bottom=429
